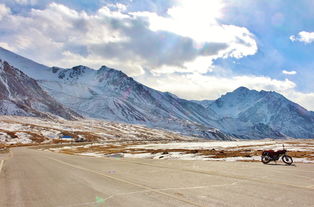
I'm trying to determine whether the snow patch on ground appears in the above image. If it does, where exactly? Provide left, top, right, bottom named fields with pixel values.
left=0, top=122, right=28, bottom=131
left=79, top=152, right=104, bottom=158
left=129, top=140, right=276, bottom=150
left=53, top=140, right=314, bottom=163
left=40, top=130, right=60, bottom=139
left=292, top=158, right=314, bottom=163
left=7, top=132, right=32, bottom=144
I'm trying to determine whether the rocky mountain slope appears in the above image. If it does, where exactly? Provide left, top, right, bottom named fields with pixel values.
left=1, top=47, right=314, bottom=139
left=0, top=59, right=80, bottom=120
left=208, top=87, right=314, bottom=138
left=0, top=116, right=197, bottom=145
left=0, top=47, right=231, bottom=140
left=40, top=65, right=231, bottom=139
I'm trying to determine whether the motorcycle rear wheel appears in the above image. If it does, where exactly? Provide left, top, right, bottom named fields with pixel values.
left=282, top=155, right=293, bottom=165
left=261, top=155, right=271, bottom=164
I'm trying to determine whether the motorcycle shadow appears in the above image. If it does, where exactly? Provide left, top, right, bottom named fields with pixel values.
left=266, top=163, right=296, bottom=167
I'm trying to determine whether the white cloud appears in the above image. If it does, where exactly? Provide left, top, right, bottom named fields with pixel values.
left=4, top=1, right=313, bottom=111
left=282, top=70, right=297, bottom=75
left=0, top=2, right=241, bottom=75
left=133, top=0, right=257, bottom=73
left=0, top=3, right=147, bottom=74
left=0, top=1, right=257, bottom=76
left=0, top=4, right=10, bottom=20
left=283, top=91, right=314, bottom=111
left=13, top=0, right=39, bottom=5
left=107, top=3, right=127, bottom=12
left=61, top=50, right=145, bottom=76
left=136, top=72, right=314, bottom=111
left=136, top=73, right=296, bottom=100
left=0, top=42, right=15, bottom=51
left=290, top=31, right=314, bottom=43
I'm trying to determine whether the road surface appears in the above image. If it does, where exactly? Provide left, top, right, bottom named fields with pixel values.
left=0, top=147, right=314, bottom=207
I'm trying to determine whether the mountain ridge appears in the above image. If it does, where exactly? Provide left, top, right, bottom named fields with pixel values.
left=208, top=87, right=314, bottom=138
left=0, top=59, right=81, bottom=120
left=0, top=47, right=232, bottom=140
left=1, top=46, right=314, bottom=139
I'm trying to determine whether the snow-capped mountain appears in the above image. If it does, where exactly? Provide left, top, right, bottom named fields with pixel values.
left=191, top=100, right=214, bottom=108
left=0, top=47, right=231, bottom=140
left=0, top=59, right=80, bottom=120
left=1, top=47, right=313, bottom=139
left=0, top=47, right=50, bottom=80
left=208, top=87, right=314, bottom=138
left=40, top=66, right=231, bottom=140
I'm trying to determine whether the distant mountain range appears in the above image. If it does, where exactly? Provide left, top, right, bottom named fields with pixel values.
left=0, top=47, right=313, bottom=139
left=206, top=87, right=314, bottom=138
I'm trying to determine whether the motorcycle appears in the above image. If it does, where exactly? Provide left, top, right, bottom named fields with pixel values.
left=261, top=144, right=293, bottom=165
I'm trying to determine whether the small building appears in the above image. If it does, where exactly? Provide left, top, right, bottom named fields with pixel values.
left=60, top=135, right=74, bottom=141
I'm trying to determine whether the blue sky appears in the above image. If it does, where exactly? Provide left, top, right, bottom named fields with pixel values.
left=0, top=0, right=314, bottom=109
left=219, top=0, right=314, bottom=93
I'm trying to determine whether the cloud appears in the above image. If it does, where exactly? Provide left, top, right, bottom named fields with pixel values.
left=290, top=31, right=314, bottom=43
left=133, top=0, right=258, bottom=72
left=0, top=1, right=257, bottom=76
left=283, top=90, right=314, bottom=111
left=13, top=0, right=32, bottom=5
left=0, top=4, right=10, bottom=20
left=135, top=72, right=296, bottom=100
left=282, top=70, right=297, bottom=75
left=136, top=72, right=314, bottom=111
left=4, top=1, right=314, bottom=111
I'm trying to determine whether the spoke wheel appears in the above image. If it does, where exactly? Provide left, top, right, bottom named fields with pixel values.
left=261, top=155, right=271, bottom=164
left=282, top=155, right=293, bottom=165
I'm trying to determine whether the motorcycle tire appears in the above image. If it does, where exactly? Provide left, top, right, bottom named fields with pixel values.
left=261, top=155, right=271, bottom=164
left=282, top=155, right=293, bottom=165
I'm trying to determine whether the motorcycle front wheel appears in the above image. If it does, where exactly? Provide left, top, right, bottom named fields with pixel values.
left=282, top=155, right=293, bottom=165
left=261, top=155, right=271, bottom=164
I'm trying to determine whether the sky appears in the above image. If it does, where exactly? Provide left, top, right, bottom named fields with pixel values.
left=0, top=0, right=314, bottom=110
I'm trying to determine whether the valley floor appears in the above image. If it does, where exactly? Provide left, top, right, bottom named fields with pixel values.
left=1, top=116, right=314, bottom=206
left=0, top=147, right=313, bottom=207
left=1, top=116, right=314, bottom=163
left=42, top=139, right=314, bottom=163
left=0, top=116, right=196, bottom=146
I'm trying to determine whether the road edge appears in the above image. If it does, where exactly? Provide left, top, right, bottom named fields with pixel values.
left=0, top=160, right=4, bottom=174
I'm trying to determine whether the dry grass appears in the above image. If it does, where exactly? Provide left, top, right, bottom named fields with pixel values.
left=0, top=130, right=47, bottom=144
left=0, top=116, right=198, bottom=149
left=53, top=143, right=264, bottom=159
left=226, top=143, right=274, bottom=150
left=0, top=130, right=17, bottom=138
left=59, top=144, right=129, bottom=155
left=27, top=132, right=47, bottom=143
left=51, top=141, right=314, bottom=161
left=51, top=139, right=71, bottom=144
left=195, top=149, right=262, bottom=158
left=72, top=131, right=101, bottom=142
left=2, top=116, right=313, bottom=162
left=287, top=151, right=314, bottom=160
left=0, top=128, right=99, bottom=146
left=0, top=143, right=9, bottom=153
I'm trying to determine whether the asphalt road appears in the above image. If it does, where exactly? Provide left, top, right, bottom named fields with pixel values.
left=0, top=147, right=314, bottom=207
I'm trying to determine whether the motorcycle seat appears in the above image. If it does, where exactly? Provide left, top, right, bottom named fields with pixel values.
left=263, top=150, right=274, bottom=153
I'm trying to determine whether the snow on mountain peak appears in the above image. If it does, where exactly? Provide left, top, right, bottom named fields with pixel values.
left=0, top=59, right=81, bottom=120
left=1, top=47, right=314, bottom=139
left=209, top=87, right=261, bottom=118
left=233, top=86, right=250, bottom=93
left=207, top=87, right=314, bottom=138
left=99, top=65, right=109, bottom=70
left=0, top=47, right=50, bottom=80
